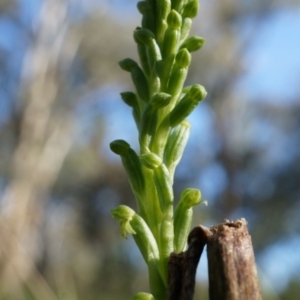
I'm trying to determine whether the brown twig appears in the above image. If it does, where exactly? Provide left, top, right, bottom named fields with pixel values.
left=167, top=226, right=211, bottom=300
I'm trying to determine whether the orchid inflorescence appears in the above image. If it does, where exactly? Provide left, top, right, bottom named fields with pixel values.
left=110, top=0, right=207, bottom=299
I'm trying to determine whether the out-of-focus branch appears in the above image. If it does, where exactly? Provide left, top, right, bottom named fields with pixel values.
left=0, top=0, right=79, bottom=297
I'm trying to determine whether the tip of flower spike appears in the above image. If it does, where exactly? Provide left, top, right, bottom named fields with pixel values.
left=110, top=140, right=130, bottom=155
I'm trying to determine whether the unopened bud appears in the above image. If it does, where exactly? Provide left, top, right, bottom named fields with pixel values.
left=180, top=36, right=205, bottom=52
left=110, top=140, right=130, bottom=155
left=119, top=58, right=138, bottom=72
left=167, top=9, right=182, bottom=30
left=182, top=0, right=199, bottom=19
left=175, top=48, right=191, bottom=68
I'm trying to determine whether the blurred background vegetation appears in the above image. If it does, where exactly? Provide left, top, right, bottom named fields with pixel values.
left=0, top=0, right=299, bottom=299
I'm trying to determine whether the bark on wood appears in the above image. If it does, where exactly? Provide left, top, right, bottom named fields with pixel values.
left=207, top=218, right=261, bottom=300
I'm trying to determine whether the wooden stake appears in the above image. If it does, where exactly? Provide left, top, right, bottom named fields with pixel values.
left=207, top=218, right=261, bottom=300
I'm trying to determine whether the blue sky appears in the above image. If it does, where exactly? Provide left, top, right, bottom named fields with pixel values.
left=238, top=6, right=300, bottom=103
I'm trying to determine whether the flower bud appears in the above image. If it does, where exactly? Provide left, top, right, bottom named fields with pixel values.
left=174, top=188, right=204, bottom=252
left=140, top=104, right=158, bottom=150
left=137, top=1, right=156, bottom=32
left=119, top=58, right=138, bottom=72
left=120, top=92, right=138, bottom=107
left=189, top=83, right=207, bottom=101
left=169, top=84, right=207, bottom=127
left=167, top=9, right=182, bottom=30
left=156, top=0, right=171, bottom=43
left=137, top=1, right=151, bottom=14
left=175, top=48, right=191, bottom=68
left=180, top=188, right=202, bottom=208
left=134, top=27, right=155, bottom=45
left=161, top=11, right=181, bottom=58
left=131, top=65, right=149, bottom=102
left=150, top=93, right=172, bottom=109
left=180, top=36, right=205, bottom=52
left=153, top=163, right=173, bottom=212
left=110, top=139, right=130, bottom=155
left=182, top=0, right=199, bottom=19
left=164, top=120, right=191, bottom=177
left=165, top=51, right=191, bottom=97
left=110, top=140, right=145, bottom=205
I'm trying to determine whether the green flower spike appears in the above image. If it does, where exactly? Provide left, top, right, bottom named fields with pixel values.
left=112, top=0, right=207, bottom=298
left=174, top=188, right=207, bottom=253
